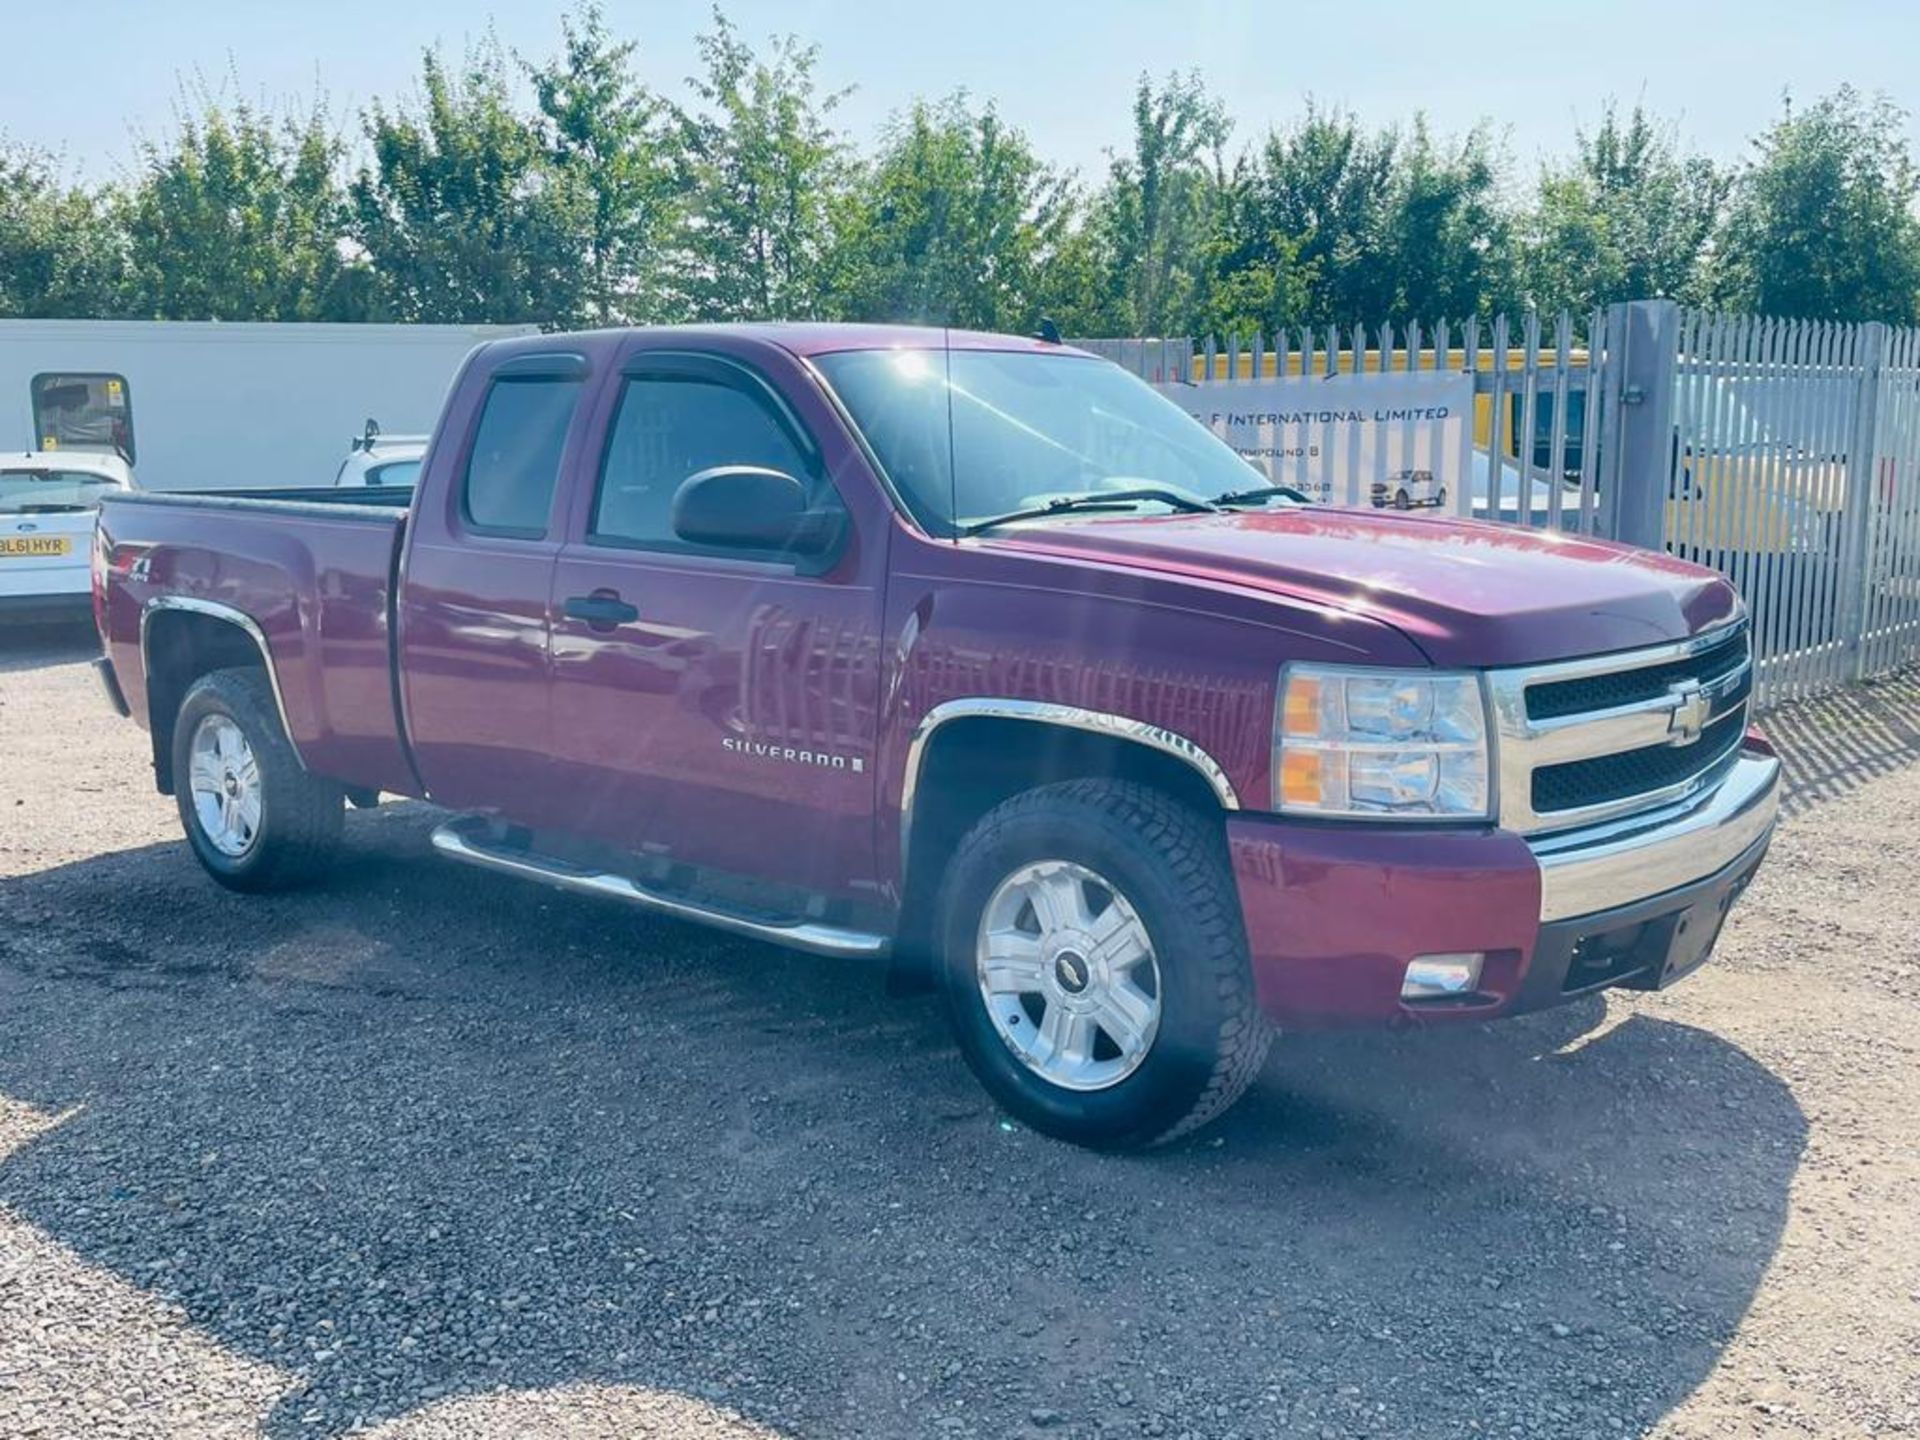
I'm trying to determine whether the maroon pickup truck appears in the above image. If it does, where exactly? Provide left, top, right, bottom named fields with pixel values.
left=91, top=325, right=1780, bottom=1148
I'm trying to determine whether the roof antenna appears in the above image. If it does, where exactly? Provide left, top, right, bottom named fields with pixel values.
left=1034, top=317, right=1062, bottom=345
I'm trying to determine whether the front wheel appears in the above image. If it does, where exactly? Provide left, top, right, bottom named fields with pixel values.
left=172, top=668, right=343, bottom=892
left=935, top=780, right=1270, bottom=1149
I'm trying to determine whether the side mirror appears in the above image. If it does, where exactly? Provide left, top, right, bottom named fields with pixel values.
left=670, top=465, right=841, bottom=556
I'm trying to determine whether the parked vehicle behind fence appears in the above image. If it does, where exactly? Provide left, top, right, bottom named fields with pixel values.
left=1, top=449, right=131, bottom=622
left=91, top=325, right=1781, bottom=1148
left=332, top=422, right=429, bottom=489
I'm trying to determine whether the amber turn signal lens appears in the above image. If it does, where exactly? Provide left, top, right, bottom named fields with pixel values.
left=1279, top=748, right=1322, bottom=806
left=1282, top=676, right=1322, bottom=737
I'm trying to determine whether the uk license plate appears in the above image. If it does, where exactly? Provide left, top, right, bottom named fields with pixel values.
left=0, top=536, right=72, bottom=558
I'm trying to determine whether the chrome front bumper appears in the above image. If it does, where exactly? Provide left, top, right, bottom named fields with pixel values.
left=1529, top=751, right=1781, bottom=923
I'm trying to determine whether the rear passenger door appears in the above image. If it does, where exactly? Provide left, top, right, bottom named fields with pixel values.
left=398, top=353, right=592, bottom=825
left=545, top=349, right=884, bottom=901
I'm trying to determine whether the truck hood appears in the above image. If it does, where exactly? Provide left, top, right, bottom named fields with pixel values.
left=992, top=508, right=1742, bottom=668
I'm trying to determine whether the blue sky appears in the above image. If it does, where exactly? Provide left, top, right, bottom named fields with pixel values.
left=10, top=0, right=1920, bottom=183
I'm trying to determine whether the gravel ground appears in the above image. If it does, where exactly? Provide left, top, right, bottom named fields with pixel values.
left=1, top=621, right=1916, bottom=1440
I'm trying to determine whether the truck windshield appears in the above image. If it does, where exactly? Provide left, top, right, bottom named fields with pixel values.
left=813, top=349, right=1266, bottom=535
left=0, top=469, right=120, bottom=514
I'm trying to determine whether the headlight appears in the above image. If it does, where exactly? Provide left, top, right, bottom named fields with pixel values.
left=1275, top=665, right=1491, bottom=819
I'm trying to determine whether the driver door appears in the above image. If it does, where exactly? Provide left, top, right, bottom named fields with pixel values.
left=544, top=350, right=884, bottom=902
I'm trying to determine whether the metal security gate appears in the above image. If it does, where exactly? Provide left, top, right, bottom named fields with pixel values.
left=1666, top=311, right=1920, bottom=707
left=1080, top=313, right=1619, bottom=537
left=1084, top=303, right=1920, bottom=710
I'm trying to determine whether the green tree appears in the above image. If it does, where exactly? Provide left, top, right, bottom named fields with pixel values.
left=0, top=146, right=129, bottom=318
left=351, top=39, right=581, bottom=324
left=525, top=4, right=683, bottom=325
left=676, top=9, right=851, bottom=320
left=1216, top=105, right=1396, bottom=332
left=1714, top=87, right=1920, bottom=324
left=1517, top=104, right=1724, bottom=315
left=1203, top=107, right=1511, bottom=336
left=121, top=92, right=361, bottom=321
left=1098, top=72, right=1231, bottom=335
left=826, top=95, right=1071, bottom=330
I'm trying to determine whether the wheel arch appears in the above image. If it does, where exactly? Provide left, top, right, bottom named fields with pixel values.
left=141, top=599, right=304, bottom=794
left=891, top=701, right=1241, bottom=986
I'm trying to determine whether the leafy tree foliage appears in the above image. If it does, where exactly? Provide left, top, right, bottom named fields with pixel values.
left=525, top=4, right=682, bottom=325
left=122, top=93, right=362, bottom=321
left=350, top=40, right=580, bottom=324
left=674, top=9, right=851, bottom=321
left=827, top=96, right=1070, bottom=330
left=1517, top=104, right=1727, bottom=316
left=1098, top=73, right=1232, bottom=336
left=1713, top=87, right=1920, bottom=325
left=0, top=146, right=127, bottom=318
left=4, top=8, right=1919, bottom=334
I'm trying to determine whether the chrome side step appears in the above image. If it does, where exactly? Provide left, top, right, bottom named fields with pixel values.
left=429, top=817, right=891, bottom=960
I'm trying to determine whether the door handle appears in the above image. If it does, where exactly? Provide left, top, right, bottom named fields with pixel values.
left=562, top=590, right=640, bottom=630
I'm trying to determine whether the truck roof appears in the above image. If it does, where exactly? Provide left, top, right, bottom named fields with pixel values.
left=478, top=323, right=1095, bottom=363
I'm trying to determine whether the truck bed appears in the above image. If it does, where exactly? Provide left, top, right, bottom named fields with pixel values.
left=96, top=487, right=419, bottom=796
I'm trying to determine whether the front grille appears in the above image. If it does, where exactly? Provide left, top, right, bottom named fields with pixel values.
left=1531, top=709, right=1745, bottom=814
left=1526, top=627, right=1748, bottom=720
left=1490, top=622, right=1753, bottom=833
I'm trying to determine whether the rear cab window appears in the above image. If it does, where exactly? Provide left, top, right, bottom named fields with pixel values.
left=461, top=373, right=584, bottom=537
left=32, top=373, right=135, bottom=463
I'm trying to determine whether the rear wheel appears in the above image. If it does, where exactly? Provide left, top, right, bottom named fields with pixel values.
left=172, top=668, right=342, bottom=892
left=936, top=780, right=1270, bottom=1149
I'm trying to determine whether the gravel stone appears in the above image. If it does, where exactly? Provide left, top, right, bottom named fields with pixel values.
left=1, top=626, right=1917, bottom=1437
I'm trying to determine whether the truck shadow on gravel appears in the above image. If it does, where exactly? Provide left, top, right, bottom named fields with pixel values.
left=0, top=807, right=1806, bottom=1439
left=0, top=618, right=99, bottom=673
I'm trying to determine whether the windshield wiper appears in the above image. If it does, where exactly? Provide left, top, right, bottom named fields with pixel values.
left=6, top=503, right=91, bottom=514
left=962, top=487, right=1217, bottom=537
left=1212, top=484, right=1312, bottom=507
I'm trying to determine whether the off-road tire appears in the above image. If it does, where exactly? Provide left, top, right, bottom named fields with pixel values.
left=172, top=667, right=342, bottom=892
left=936, top=779, right=1270, bottom=1149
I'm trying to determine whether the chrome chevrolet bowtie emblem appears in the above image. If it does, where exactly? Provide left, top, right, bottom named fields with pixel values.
left=1665, top=679, right=1711, bottom=746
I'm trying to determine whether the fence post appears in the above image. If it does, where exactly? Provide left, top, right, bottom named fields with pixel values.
left=1600, top=299, right=1681, bottom=550
left=1841, top=321, right=1888, bottom=680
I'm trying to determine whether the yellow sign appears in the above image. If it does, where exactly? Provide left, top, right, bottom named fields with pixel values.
left=0, top=536, right=73, bottom=558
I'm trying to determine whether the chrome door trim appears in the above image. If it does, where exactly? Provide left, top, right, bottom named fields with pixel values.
left=140, top=596, right=307, bottom=770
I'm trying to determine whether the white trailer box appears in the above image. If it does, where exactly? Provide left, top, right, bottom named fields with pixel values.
left=0, top=319, right=535, bottom=492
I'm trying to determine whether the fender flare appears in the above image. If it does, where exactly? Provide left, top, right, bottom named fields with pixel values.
left=898, top=697, right=1242, bottom=878
left=140, top=596, right=308, bottom=771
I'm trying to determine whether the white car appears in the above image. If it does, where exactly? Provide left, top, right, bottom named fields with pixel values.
left=0, top=451, right=132, bottom=623
left=332, top=425, right=428, bottom=488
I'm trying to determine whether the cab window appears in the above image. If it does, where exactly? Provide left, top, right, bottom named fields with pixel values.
left=32, top=373, right=135, bottom=463
left=591, top=374, right=829, bottom=553
left=461, top=377, right=582, bottom=537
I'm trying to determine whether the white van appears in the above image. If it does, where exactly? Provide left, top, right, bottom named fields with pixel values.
left=0, top=319, right=532, bottom=492
left=0, top=450, right=131, bottom=622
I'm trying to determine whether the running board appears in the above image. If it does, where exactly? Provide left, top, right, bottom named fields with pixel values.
left=429, top=817, right=891, bottom=960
